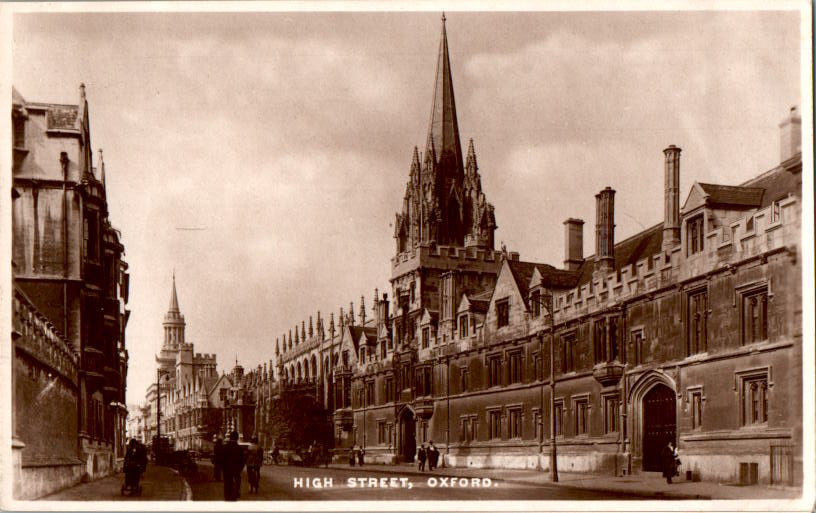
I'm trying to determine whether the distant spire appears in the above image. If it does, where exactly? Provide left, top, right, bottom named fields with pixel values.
left=168, top=272, right=180, bottom=313
left=465, top=138, right=477, bottom=173
left=309, top=316, right=314, bottom=337
left=360, top=296, right=366, bottom=325
left=329, top=312, right=336, bottom=337
left=98, top=148, right=106, bottom=186
left=425, top=12, right=463, bottom=174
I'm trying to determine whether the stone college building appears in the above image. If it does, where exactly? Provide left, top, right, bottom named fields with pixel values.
left=266, top=17, right=803, bottom=486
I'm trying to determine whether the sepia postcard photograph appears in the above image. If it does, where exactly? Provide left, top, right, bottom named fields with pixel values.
left=0, top=1, right=813, bottom=511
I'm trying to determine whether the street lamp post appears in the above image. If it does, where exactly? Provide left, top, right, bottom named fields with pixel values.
left=544, top=291, right=558, bottom=482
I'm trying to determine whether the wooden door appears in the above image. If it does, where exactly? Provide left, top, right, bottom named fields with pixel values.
left=642, top=384, right=676, bottom=471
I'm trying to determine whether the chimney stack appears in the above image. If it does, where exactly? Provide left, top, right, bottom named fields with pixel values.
left=563, top=218, right=584, bottom=271
left=779, top=106, right=801, bottom=163
left=662, top=145, right=682, bottom=251
left=594, top=187, right=616, bottom=275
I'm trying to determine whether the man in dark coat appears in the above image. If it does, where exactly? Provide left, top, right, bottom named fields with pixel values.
left=427, top=442, right=439, bottom=471
left=212, top=436, right=224, bottom=481
left=222, top=431, right=246, bottom=501
left=417, top=444, right=427, bottom=471
left=661, top=441, right=679, bottom=484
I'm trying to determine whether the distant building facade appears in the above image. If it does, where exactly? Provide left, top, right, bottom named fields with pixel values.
left=260, top=17, right=803, bottom=486
left=150, top=277, right=223, bottom=451
left=11, top=85, right=130, bottom=498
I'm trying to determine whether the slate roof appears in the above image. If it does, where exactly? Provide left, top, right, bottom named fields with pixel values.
left=576, top=222, right=665, bottom=288
left=697, top=183, right=764, bottom=208
left=463, top=289, right=492, bottom=314
left=506, top=260, right=582, bottom=307
left=348, top=323, right=378, bottom=347
left=742, top=165, right=801, bottom=208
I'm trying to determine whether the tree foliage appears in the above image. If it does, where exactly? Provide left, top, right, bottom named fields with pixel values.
left=265, top=391, right=333, bottom=451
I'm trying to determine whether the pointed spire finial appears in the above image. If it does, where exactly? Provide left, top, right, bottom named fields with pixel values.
left=98, top=148, right=106, bottom=186
left=360, top=296, right=366, bottom=325
left=168, top=272, right=180, bottom=313
left=426, top=10, right=463, bottom=177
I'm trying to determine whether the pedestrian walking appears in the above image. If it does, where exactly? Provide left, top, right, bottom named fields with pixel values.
left=212, top=436, right=224, bottom=481
left=661, top=441, right=680, bottom=484
left=357, top=446, right=366, bottom=466
left=246, top=435, right=264, bottom=494
left=428, top=441, right=439, bottom=471
left=222, top=431, right=246, bottom=501
left=349, top=446, right=357, bottom=466
left=417, top=444, right=427, bottom=471
left=122, top=439, right=147, bottom=495
left=271, top=445, right=280, bottom=465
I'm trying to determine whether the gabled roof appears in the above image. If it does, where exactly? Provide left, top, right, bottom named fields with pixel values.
left=697, top=183, right=764, bottom=208
left=458, top=289, right=492, bottom=315
left=209, top=373, right=233, bottom=395
left=507, top=260, right=582, bottom=307
left=12, top=87, right=25, bottom=106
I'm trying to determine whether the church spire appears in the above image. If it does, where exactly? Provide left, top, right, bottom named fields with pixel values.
left=168, top=271, right=180, bottom=313
left=426, top=12, right=463, bottom=175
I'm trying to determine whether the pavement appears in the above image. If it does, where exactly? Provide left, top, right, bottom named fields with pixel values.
left=325, top=461, right=802, bottom=501
left=40, top=462, right=191, bottom=501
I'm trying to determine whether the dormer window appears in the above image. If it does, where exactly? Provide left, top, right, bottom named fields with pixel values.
left=687, top=214, right=704, bottom=255
left=13, top=114, right=25, bottom=149
left=531, top=290, right=541, bottom=317
left=458, top=314, right=469, bottom=338
left=496, top=298, right=509, bottom=328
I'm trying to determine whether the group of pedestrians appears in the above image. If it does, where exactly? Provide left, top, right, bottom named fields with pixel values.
left=417, top=441, right=439, bottom=471
left=348, top=446, right=366, bottom=466
left=210, top=431, right=264, bottom=500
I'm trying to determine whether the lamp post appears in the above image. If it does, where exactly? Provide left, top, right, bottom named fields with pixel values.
left=544, top=291, right=558, bottom=482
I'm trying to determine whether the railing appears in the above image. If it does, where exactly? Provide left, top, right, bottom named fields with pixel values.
left=770, top=444, right=794, bottom=486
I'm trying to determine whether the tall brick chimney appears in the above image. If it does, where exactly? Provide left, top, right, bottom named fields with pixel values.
left=662, top=145, right=681, bottom=252
left=563, top=218, right=584, bottom=271
left=779, top=106, right=801, bottom=163
left=594, top=187, right=615, bottom=275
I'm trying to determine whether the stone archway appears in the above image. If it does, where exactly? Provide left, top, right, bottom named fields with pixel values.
left=628, top=370, right=677, bottom=471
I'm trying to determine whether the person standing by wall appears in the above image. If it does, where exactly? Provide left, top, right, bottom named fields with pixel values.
left=661, top=441, right=680, bottom=484
left=428, top=442, right=439, bottom=471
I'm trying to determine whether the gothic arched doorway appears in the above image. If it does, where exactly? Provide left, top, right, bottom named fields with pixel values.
left=398, top=407, right=416, bottom=463
left=642, top=384, right=676, bottom=471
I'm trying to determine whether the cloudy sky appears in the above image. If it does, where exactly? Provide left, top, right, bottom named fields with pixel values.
left=10, top=7, right=802, bottom=405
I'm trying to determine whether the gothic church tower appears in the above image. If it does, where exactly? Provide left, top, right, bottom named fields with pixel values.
left=388, top=15, right=502, bottom=351
left=395, top=14, right=497, bottom=253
